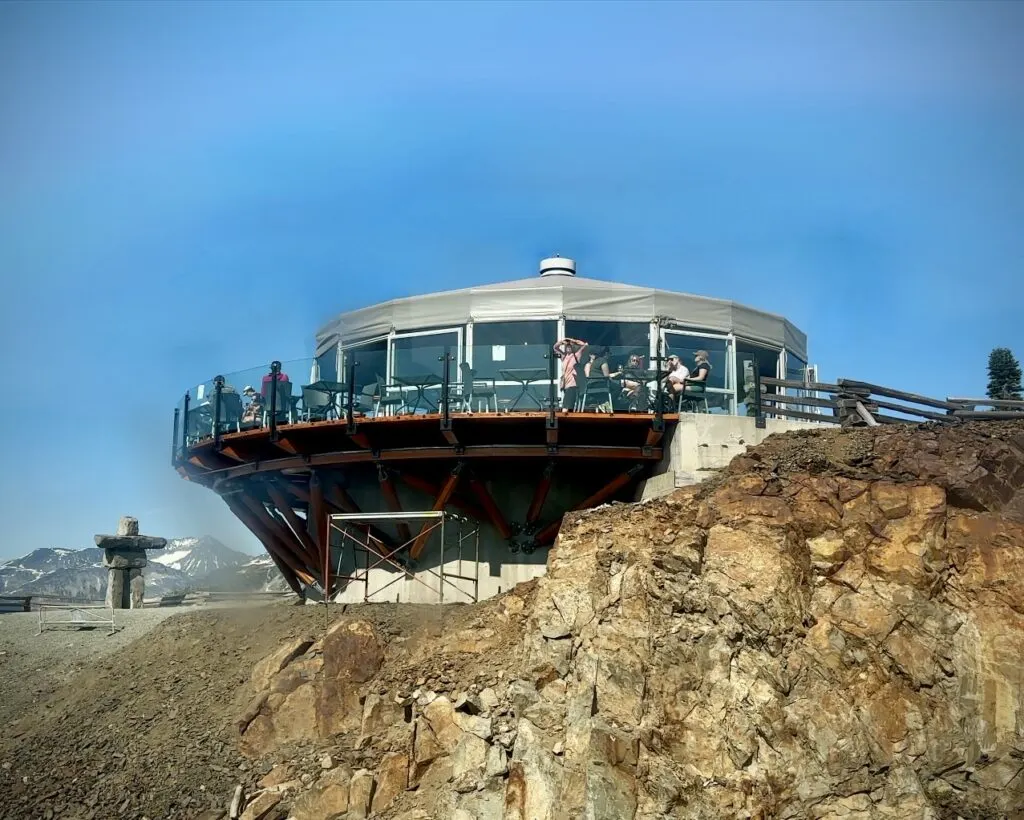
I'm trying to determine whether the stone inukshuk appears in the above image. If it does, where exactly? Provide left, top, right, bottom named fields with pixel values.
left=95, top=516, right=167, bottom=609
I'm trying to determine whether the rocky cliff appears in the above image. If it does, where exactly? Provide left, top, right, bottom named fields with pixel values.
left=234, top=421, right=1024, bottom=820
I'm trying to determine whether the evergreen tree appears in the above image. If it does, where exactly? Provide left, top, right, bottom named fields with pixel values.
left=986, top=348, right=1023, bottom=400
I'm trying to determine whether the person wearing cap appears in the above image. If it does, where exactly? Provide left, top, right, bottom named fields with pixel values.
left=241, top=385, right=265, bottom=425
left=663, top=354, right=691, bottom=396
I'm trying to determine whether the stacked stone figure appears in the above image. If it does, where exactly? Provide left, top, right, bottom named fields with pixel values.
left=96, top=516, right=167, bottom=609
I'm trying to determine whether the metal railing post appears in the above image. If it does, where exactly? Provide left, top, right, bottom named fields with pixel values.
left=545, top=351, right=557, bottom=425
left=440, top=350, right=452, bottom=430
left=346, top=357, right=358, bottom=432
left=753, top=357, right=766, bottom=429
left=171, top=407, right=181, bottom=467
left=268, top=360, right=281, bottom=441
left=213, top=375, right=225, bottom=448
left=653, top=333, right=665, bottom=429
left=182, top=391, right=191, bottom=454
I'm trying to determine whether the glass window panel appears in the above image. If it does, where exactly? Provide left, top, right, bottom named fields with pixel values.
left=786, top=353, right=808, bottom=384
left=736, top=340, right=781, bottom=417
left=342, top=339, right=388, bottom=396
left=392, top=332, right=459, bottom=380
left=317, top=346, right=339, bottom=383
left=471, top=321, right=557, bottom=382
left=662, top=332, right=730, bottom=390
left=564, top=321, right=651, bottom=376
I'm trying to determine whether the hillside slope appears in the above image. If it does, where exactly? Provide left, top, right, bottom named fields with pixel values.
left=1, top=421, right=1022, bottom=820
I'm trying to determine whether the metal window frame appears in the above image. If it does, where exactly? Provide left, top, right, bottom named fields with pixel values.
left=734, top=336, right=784, bottom=417
left=390, top=326, right=465, bottom=392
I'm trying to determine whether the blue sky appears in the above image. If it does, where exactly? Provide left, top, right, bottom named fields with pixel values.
left=0, top=1, right=1021, bottom=559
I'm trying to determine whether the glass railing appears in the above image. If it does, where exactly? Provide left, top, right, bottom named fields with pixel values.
left=173, top=355, right=718, bottom=456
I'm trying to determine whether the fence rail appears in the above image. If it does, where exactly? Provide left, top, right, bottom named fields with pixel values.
left=758, top=378, right=1024, bottom=428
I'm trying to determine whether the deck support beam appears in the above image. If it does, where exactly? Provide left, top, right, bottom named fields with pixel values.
left=410, top=463, right=464, bottom=559
left=224, top=498, right=305, bottom=596
left=309, top=472, right=331, bottom=597
left=266, top=484, right=320, bottom=564
left=468, top=475, right=512, bottom=539
left=397, top=472, right=488, bottom=522
left=321, top=477, right=395, bottom=550
left=378, top=467, right=412, bottom=542
left=535, top=463, right=645, bottom=546
left=229, top=495, right=315, bottom=587
left=239, top=495, right=319, bottom=584
left=526, top=461, right=555, bottom=525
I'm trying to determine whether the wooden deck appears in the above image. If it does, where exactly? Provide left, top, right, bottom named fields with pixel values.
left=177, top=410, right=676, bottom=596
left=182, top=411, right=674, bottom=481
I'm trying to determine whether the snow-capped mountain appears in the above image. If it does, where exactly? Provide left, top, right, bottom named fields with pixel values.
left=0, top=537, right=280, bottom=600
left=150, top=536, right=252, bottom=576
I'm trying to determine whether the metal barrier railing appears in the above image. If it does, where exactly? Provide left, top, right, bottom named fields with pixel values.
left=37, top=604, right=116, bottom=636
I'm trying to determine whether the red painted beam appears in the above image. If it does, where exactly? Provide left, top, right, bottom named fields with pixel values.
left=378, top=470, right=412, bottom=542
left=526, top=462, right=555, bottom=524
left=265, top=485, right=320, bottom=565
left=535, top=464, right=645, bottom=546
left=410, top=466, right=463, bottom=559
left=468, top=476, right=512, bottom=540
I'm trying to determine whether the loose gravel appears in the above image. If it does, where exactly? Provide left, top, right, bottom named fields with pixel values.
left=0, top=607, right=187, bottom=728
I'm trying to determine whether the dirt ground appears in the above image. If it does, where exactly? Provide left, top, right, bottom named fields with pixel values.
left=0, top=599, right=491, bottom=820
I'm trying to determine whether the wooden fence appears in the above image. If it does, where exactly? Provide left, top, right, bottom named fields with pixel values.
left=758, top=378, right=1024, bottom=428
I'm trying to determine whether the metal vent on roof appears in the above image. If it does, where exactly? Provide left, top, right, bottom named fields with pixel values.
left=539, top=255, right=576, bottom=277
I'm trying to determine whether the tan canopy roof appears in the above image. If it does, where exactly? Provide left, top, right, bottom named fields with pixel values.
left=315, top=275, right=807, bottom=361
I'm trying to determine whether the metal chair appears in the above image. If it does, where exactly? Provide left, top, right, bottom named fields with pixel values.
left=216, top=392, right=243, bottom=433
left=301, top=386, right=333, bottom=421
left=373, top=374, right=406, bottom=416
left=455, top=363, right=497, bottom=412
left=677, top=382, right=709, bottom=413
left=261, top=379, right=295, bottom=423
left=578, top=375, right=614, bottom=412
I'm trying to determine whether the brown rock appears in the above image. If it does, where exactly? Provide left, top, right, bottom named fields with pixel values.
left=257, top=764, right=295, bottom=789
left=289, top=766, right=352, bottom=820
left=347, top=769, right=374, bottom=819
left=238, top=789, right=280, bottom=820
left=370, top=752, right=408, bottom=813
left=317, top=620, right=383, bottom=737
left=250, top=638, right=313, bottom=693
left=129, top=568, right=144, bottom=609
left=105, top=568, right=129, bottom=609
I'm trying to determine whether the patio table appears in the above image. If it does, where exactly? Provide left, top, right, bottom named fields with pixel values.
left=305, top=380, right=348, bottom=419
left=394, top=373, right=444, bottom=414
left=499, top=368, right=552, bottom=410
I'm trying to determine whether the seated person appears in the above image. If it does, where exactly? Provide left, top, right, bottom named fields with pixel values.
left=687, top=351, right=712, bottom=392
left=663, top=354, right=691, bottom=395
left=261, top=368, right=290, bottom=397
left=241, top=385, right=265, bottom=424
left=615, top=352, right=650, bottom=408
left=584, top=346, right=611, bottom=379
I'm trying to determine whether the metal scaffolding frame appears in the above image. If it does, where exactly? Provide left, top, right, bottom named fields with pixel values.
left=328, top=510, right=480, bottom=604
left=37, top=604, right=116, bottom=636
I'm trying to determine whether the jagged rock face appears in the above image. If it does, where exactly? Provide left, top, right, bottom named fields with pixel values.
left=238, top=422, right=1024, bottom=819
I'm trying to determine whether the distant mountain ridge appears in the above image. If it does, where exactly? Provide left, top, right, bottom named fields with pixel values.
left=0, top=537, right=287, bottom=599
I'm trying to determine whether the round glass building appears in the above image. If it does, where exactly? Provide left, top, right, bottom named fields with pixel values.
left=174, top=257, right=812, bottom=603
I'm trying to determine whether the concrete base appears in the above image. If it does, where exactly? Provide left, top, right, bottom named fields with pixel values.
left=331, top=557, right=547, bottom=605
left=636, top=412, right=822, bottom=501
